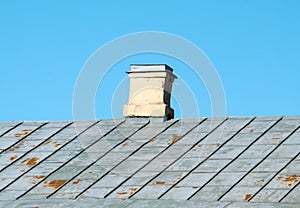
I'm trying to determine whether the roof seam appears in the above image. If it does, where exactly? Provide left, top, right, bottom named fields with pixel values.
left=279, top=160, right=300, bottom=202
left=156, top=117, right=255, bottom=200
left=127, top=118, right=208, bottom=199
left=46, top=120, right=150, bottom=198
left=0, top=122, right=23, bottom=137
left=75, top=119, right=180, bottom=199
left=247, top=126, right=300, bottom=202
left=15, top=120, right=102, bottom=200
left=0, top=122, right=48, bottom=155
left=217, top=116, right=285, bottom=201
left=0, top=122, right=74, bottom=173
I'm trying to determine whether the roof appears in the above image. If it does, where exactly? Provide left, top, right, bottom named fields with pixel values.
left=0, top=116, right=299, bottom=207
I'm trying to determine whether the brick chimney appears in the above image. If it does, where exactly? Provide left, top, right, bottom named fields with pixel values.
left=123, top=64, right=177, bottom=121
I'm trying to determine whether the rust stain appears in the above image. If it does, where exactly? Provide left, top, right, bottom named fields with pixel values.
left=129, top=187, right=137, bottom=192
left=243, top=194, right=252, bottom=201
left=21, top=157, right=39, bottom=166
left=129, top=187, right=137, bottom=195
left=256, top=179, right=265, bottom=183
left=276, top=174, right=300, bottom=183
left=243, top=126, right=254, bottom=132
left=116, top=192, right=128, bottom=195
left=192, top=186, right=199, bottom=189
left=44, top=180, right=67, bottom=189
left=284, top=174, right=300, bottom=183
left=275, top=174, right=299, bottom=189
left=154, top=181, right=165, bottom=185
left=264, top=137, right=282, bottom=141
left=149, top=138, right=155, bottom=142
left=172, top=175, right=182, bottom=184
left=168, top=135, right=181, bottom=145
left=20, top=169, right=26, bottom=172
left=72, top=179, right=82, bottom=185
left=13, top=142, right=24, bottom=149
left=45, top=141, right=51, bottom=144
left=33, top=176, right=46, bottom=179
left=53, top=142, right=61, bottom=147
left=122, top=142, right=128, bottom=147
left=15, top=130, right=31, bottom=137
left=271, top=137, right=282, bottom=140
left=10, top=155, right=18, bottom=161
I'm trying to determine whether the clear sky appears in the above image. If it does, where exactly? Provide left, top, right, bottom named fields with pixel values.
left=0, top=1, right=300, bottom=121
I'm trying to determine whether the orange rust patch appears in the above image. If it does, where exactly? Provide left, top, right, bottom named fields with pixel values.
left=250, top=129, right=254, bottom=133
left=53, top=142, right=61, bottom=147
left=15, top=130, right=31, bottom=137
left=33, top=176, right=46, bottom=179
left=129, top=187, right=137, bottom=192
left=116, top=192, right=128, bottom=195
left=122, top=142, right=129, bottom=147
left=72, top=179, right=82, bottom=185
left=243, top=194, right=252, bottom=201
left=20, top=169, right=26, bottom=172
left=277, top=174, right=300, bottom=189
left=10, top=155, right=18, bottom=161
left=154, top=181, right=166, bottom=185
left=21, top=157, right=39, bottom=166
left=129, top=187, right=138, bottom=195
left=192, top=186, right=199, bottom=189
left=272, top=137, right=282, bottom=140
left=284, top=174, right=300, bottom=183
left=168, top=136, right=181, bottom=145
left=44, top=180, right=67, bottom=189
left=276, top=174, right=300, bottom=185
left=256, top=179, right=265, bottom=183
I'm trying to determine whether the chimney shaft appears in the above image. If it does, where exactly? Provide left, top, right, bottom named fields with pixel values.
left=123, top=64, right=177, bottom=121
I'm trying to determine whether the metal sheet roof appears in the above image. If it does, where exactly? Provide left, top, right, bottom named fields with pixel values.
left=0, top=116, right=299, bottom=207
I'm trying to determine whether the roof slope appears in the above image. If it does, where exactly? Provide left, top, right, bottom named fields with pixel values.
left=0, top=116, right=299, bottom=207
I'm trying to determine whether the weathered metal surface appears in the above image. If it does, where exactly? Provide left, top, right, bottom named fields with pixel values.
left=0, top=116, right=299, bottom=206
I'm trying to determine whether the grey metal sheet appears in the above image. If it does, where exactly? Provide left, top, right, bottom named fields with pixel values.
left=190, top=185, right=232, bottom=201
left=0, top=117, right=299, bottom=205
left=251, top=188, right=290, bottom=203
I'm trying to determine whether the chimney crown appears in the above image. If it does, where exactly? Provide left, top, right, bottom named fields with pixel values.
left=123, top=64, right=177, bottom=121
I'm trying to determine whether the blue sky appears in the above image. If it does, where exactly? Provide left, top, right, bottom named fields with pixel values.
left=0, top=1, right=299, bottom=121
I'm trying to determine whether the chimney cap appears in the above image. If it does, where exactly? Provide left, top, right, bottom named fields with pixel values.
left=128, top=64, right=173, bottom=73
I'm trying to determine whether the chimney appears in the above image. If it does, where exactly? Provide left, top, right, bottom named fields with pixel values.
left=123, top=64, right=177, bottom=121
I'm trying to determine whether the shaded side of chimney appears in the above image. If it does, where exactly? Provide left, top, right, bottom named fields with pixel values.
left=123, top=64, right=177, bottom=121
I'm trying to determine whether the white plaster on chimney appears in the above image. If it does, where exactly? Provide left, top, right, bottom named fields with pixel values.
left=123, top=64, right=177, bottom=121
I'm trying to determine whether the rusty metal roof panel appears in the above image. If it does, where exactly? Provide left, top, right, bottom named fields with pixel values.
left=0, top=116, right=299, bottom=206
